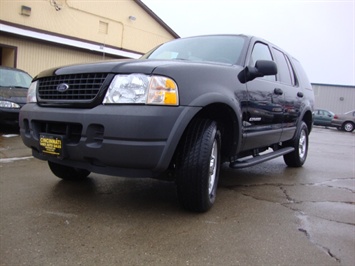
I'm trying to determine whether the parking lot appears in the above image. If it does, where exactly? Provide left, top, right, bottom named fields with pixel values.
left=0, top=125, right=354, bottom=265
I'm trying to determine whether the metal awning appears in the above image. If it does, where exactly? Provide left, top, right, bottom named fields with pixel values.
left=1, top=23, right=142, bottom=59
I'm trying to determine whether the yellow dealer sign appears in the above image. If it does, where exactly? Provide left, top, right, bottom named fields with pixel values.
left=40, top=134, right=63, bottom=158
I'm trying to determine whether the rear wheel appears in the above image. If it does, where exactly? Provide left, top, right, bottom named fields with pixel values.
left=176, top=119, right=221, bottom=212
left=48, top=161, right=90, bottom=180
left=342, top=121, right=354, bottom=132
left=283, top=121, right=309, bottom=167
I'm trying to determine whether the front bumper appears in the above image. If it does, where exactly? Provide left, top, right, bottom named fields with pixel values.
left=19, top=103, right=199, bottom=177
left=0, top=108, right=20, bottom=124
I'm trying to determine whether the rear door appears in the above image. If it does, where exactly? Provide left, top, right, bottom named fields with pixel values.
left=314, top=110, right=332, bottom=126
left=271, top=47, right=302, bottom=141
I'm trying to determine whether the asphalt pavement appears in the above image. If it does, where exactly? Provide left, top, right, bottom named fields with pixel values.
left=0, top=124, right=354, bottom=265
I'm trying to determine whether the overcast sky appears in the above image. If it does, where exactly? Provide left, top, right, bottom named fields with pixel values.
left=142, top=0, right=355, bottom=86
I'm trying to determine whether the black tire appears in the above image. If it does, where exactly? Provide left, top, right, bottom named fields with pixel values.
left=48, top=161, right=90, bottom=180
left=283, top=121, right=309, bottom=167
left=342, top=122, right=354, bottom=132
left=175, top=119, right=221, bottom=212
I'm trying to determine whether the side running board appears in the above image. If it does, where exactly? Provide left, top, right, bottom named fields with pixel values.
left=229, top=147, right=295, bottom=169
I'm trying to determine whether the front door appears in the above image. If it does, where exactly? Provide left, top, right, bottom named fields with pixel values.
left=242, top=42, right=284, bottom=151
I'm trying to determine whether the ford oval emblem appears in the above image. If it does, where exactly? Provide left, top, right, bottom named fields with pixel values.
left=56, top=83, right=69, bottom=92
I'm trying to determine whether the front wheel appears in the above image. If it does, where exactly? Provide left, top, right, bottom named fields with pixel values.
left=175, top=119, right=221, bottom=212
left=283, top=121, right=309, bottom=167
left=48, top=161, right=90, bottom=180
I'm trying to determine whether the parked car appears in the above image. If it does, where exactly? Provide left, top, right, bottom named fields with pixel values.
left=19, top=35, right=314, bottom=212
left=312, top=109, right=335, bottom=127
left=0, top=66, right=32, bottom=125
left=331, top=110, right=355, bottom=132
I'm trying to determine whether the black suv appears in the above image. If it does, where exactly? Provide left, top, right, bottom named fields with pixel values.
left=20, top=35, right=314, bottom=212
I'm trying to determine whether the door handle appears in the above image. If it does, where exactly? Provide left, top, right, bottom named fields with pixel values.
left=297, top=92, right=304, bottom=98
left=274, top=88, right=283, bottom=95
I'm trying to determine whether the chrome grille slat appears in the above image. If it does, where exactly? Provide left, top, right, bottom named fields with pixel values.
left=38, top=73, right=108, bottom=101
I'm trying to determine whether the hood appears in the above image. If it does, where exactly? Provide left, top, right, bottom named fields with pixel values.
left=0, top=87, right=28, bottom=104
left=34, top=59, right=238, bottom=79
left=35, top=59, right=169, bottom=78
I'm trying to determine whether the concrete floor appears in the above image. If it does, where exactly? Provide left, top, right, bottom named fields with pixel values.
left=0, top=125, right=354, bottom=265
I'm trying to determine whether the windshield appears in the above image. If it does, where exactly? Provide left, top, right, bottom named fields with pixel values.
left=143, top=35, right=246, bottom=65
left=0, top=68, right=32, bottom=88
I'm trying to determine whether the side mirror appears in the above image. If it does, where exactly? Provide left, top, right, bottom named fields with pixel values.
left=238, top=60, right=277, bottom=83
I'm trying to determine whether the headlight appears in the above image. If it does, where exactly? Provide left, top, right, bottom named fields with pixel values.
left=27, top=81, right=38, bottom=103
left=0, top=100, right=21, bottom=108
left=103, top=74, right=178, bottom=105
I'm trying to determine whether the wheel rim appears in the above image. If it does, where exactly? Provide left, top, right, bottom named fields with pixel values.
left=299, top=129, right=307, bottom=159
left=344, top=123, right=353, bottom=132
left=208, top=139, right=218, bottom=196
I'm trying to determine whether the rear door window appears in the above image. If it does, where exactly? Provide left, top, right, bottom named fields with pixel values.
left=272, top=48, right=294, bottom=86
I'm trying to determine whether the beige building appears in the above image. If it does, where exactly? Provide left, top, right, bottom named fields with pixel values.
left=0, top=0, right=179, bottom=77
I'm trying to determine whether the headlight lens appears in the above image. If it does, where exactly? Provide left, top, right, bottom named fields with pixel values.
left=103, top=74, right=149, bottom=104
left=27, top=81, right=38, bottom=103
left=0, top=101, right=21, bottom=108
left=103, top=74, right=178, bottom=105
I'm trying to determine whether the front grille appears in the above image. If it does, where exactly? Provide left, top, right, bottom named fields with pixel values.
left=38, top=73, right=109, bottom=102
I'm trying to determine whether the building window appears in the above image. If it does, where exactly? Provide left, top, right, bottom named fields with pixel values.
left=99, top=21, right=108, bottom=34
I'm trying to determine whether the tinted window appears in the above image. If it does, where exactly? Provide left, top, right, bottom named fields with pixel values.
left=250, top=42, right=275, bottom=81
left=284, top=55, right=296, bottom=86
left=291, top=58, right=311, bottom=88
left=272, top=48, right=293, bottom=86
